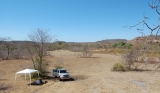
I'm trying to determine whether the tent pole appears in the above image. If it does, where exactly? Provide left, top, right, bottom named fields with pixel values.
left=38, top=72, right=39, bottom=77
left=25, top=73, right=26, bottom=80
left=14, top=73, right=17, bottom=86
left=29, top=73, right=31, bottom=86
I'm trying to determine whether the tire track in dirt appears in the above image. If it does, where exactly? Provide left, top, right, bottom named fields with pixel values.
left=100, top=77, right=126, bottom=93
left=34, top=81, right=60, bottom=93
left=46, top=81, right=62, bottom=92
left=56, top=82, right=70, bottom=93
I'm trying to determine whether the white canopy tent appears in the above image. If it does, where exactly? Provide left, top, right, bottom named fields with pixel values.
left=14, top=69, right=39, bottom=85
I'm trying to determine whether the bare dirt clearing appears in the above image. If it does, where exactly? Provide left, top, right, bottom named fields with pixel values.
left=0, top=50, right=160, bottom=93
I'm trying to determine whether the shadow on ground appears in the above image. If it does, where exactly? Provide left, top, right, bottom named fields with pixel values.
left=45, top=75, right=87, bottom=82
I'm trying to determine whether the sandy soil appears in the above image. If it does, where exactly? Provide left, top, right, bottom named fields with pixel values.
left=0, top=50, right=160, bottom=93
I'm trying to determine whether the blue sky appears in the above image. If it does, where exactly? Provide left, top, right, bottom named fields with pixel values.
left=0, top=0, right=158, bottom=42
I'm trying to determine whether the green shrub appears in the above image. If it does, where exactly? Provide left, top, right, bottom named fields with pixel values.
left=31, top=72, right=39, bottom=80
left=112, top=42, right=132, bottom=49
left=55, top=65, right=63, bottom=69
left=112, top=63, right=127, bottom=71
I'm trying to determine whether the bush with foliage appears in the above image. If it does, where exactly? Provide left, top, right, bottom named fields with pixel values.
left=54, top=57, right=64, bottom=69
left=112, top=42, right=133, bottom=49
left=112, top=63, right=127, bottom=71
left=55, top=65, right=63, bottom=69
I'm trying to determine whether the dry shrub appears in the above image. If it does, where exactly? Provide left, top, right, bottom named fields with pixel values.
left=69, top=47, right=81, bottom=52
left=0, top=80, right=11, bottom=92
left=105, top=49, right=129, bottom=55
left=80, top=45, right=93, bottom=58
left=81, top=50, right=93, bottom=58
left=122, top=41, right=147, bottom=70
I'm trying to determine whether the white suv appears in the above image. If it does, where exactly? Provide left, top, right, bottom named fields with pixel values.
left=52, top=68, right=70, bottom=80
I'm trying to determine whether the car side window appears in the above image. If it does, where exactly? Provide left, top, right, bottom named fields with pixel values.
left=53, top=70, right=57, bottom=72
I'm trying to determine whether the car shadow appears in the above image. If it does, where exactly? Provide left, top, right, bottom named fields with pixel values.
left=45, top=75, right=87, bottom=82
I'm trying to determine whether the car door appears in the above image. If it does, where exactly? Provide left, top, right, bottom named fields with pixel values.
left=53, top=69, right=57, bottom=77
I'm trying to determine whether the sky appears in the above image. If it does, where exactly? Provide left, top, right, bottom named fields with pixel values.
left=0, top=0, right=159, bottom=42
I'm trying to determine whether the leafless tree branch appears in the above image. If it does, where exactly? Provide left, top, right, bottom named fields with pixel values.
left=124, top=0, right=160, bottom=71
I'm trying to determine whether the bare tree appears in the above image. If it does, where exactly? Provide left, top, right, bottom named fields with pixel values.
left=81, top=44, right=93, bottom=58
left=25, top=42, right=36, bottom=69
left=124, top=0, right=160, bottom=71
left=0, top=37, right=16, bottom=60
left=27, top=28, right=53, bottom=75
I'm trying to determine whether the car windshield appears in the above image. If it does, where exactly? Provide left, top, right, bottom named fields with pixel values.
left=60, top=70, right=67, bottom=73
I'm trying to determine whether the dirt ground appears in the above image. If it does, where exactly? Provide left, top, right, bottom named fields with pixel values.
left=0, top=50, right=160, bottom=93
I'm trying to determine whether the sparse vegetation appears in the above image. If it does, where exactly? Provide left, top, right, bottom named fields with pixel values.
left=2, top=0, right=160, bottom=92
left=27, top=28, right=53, bottom=76
left=1, top=49, right=160, bottom=92
left=104, top=49, right=129, bottom=55
left=0, top=81, right=11, bottom=92
left=112, top=63, right=127, bottom=71
left=80, top=44, right=93, bottom=58
left=0, top=37, right=16, bottom=60
left=52, top=41, right=69, bottom=50
left=54, top=57, right=64, bottom=69
left=124, top=0, right=160, bottom=71
left=112, top=42, right=133, bottom=49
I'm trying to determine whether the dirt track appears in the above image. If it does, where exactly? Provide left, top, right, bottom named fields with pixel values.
left=0, top=50, right=160, bottom=93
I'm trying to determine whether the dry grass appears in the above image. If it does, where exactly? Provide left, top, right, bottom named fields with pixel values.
left=0, top=50, right=160, bottom=93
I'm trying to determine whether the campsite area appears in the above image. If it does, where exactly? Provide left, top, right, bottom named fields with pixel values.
left=0, top=50, right=160, bottom=93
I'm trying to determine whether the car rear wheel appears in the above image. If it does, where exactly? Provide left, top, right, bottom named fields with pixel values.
left=59, top=77, right=62, bottom=81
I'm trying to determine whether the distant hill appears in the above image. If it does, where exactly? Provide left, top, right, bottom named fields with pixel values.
left=96, top=39, right=128, bottom=43
left=0, top=41, right=33, bottom=44
left=128, top=35, right=160, bottom=44
left=0, top=39, right=129, bottom=45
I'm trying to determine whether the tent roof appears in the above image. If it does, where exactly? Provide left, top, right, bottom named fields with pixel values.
left=16, top=69, right=38, bottom=74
